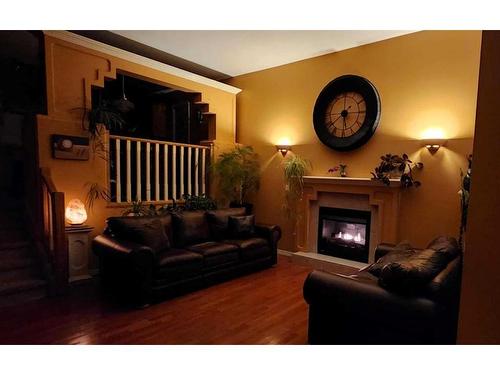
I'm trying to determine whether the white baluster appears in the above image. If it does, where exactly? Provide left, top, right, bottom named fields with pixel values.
left=146, top=142, right=151, bottom=201
left=194, top=148, right=199, bottom=196
left=201, top=148, right=206, bottom=195
left=180, top=146, right=184, bottom=198
left=163, top=144, right=169, bottom=201
left=172, top=146, right=177, bottom=201
left=187, top=147, right=192, bottom=196
left=155, top=143, right=160, bottom=201
left=136, top=141, right=141, bottom=201
left=115, top=139, right=121, bottom=203
left=126, top=140, right=131, bottom=202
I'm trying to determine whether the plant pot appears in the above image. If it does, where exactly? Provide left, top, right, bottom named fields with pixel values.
left=229, top=201, right=253, bottom=215
left=389, top=170, right=403, bottom=179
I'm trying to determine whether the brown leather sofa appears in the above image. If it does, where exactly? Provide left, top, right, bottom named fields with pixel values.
left=303, top=236, right=462, bottom=344
left=93, top=208, right=281, bottom=306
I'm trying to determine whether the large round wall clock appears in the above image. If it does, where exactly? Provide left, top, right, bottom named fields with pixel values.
left=313, top=75, right=381, bottom=152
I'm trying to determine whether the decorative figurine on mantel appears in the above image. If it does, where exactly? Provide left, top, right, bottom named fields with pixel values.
left=328, top=164, right=348, bottom=177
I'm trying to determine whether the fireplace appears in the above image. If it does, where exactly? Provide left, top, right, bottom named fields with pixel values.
left=317, top=207, right=371, bottom=263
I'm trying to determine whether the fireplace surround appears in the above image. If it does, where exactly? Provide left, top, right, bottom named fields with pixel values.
left=292, top=176, right=401, bottom=268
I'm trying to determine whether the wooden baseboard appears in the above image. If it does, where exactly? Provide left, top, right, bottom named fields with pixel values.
left=278, top=249, right=294, bottom=257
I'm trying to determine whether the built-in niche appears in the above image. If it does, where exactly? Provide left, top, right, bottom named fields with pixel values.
left=91, top=73, right=214, bottom=145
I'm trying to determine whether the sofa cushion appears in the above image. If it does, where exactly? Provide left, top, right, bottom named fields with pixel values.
left=378, top=248, right=451, bottom=294
left=224, top=237, right=267, bottom=250
left=172, top=211, right=211, bottom=247
left=225, top=238, right=271, bottom=261
left=186, top=241, right=239, bottom=269
left=106, top=216, right=170, bottom=255
left=155, top=248, right=203, bottom=281
left=108, top=215, right=173, bottom=238
left=228, top=215, right=255, bottom=239
left=426, top=236, right=461, bottom=260
left=206, top=208, right=246, bottom=240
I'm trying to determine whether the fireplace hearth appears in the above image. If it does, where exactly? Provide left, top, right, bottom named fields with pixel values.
left=317, top=207, right=371, bottom=263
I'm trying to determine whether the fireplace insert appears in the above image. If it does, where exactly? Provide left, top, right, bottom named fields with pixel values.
left=317, top=207, right=371, bottom=263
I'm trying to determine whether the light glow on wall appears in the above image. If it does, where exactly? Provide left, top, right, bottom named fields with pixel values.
left=276, top=137, right=292, bottom=146
left=420, top=127, right=446, bottom=140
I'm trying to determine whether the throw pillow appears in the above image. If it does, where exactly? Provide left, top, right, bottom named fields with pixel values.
left=171, top=211, right=211, bottom=247
left=107, top=217, right=170, bottom=255
left=378, top=248, right=451, bottom=294
left=426, top=236, right=461, bottom=261
left=228, top=215, right=255, bottom=239
left=364, top=248, right=416, bottom=277
left=206, top=208, right=247, bottom=240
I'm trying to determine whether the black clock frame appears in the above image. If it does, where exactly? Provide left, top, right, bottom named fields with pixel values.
left=313, top=75, right=381, bottom=152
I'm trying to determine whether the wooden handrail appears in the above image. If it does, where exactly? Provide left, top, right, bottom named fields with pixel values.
left=41, top=167, right=57, bottom=193
left=109, top=134, right=211, bottom=149
left=39, top=167, right=68, bottom=295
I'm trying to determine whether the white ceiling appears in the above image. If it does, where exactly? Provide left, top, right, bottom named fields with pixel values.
left=113, top=30, right=415, bottom=77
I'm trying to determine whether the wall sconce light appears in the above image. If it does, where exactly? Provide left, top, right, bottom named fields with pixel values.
left=421, top=139, right=447, bottom=154
left=276, top=144, right=292, bottom=156
left=65, top=199, right=88, bottom=225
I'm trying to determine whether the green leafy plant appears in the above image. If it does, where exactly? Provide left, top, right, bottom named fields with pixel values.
left=83, top=100, right=128, bottom=140
left=120, top=195, right=218, bottom=217
left=459, top=154, right=472, bottom=247
left=84, top=182, right=111, bottom=211
left=121, top=200, right=151, bottom=216
left=283, top=154, right=311, bottom=220
left=328, top=163, right=348, bottom=177
left=211, top=145, right=260, bottom=205
left=371, top=153, right=423, bottom=188
left=182, top=194, right=217, bottom=211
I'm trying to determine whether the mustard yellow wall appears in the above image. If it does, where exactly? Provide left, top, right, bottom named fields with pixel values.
left=37, top=33, right=238, bottom=243
left=227, top=31, right=481, bottom=251
left=458, top=31, right=500, bottom=344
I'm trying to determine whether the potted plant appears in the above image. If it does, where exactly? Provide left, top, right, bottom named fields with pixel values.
left=121, top=200, right=152, bottom=216
left=328, top=163, right=348, bottom=177
left=283, top=154, right=311, bottom=220
left=211, top=145, right=260, bottom=213
left=182, top=194, right=217, bottom=211
left=85, top=101, right=127, bottom=140
left=458, top=154, right=472, bottom=248
left=371, top=153, right=423, bottom=188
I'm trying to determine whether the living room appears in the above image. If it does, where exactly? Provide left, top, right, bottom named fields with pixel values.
left=1, top=1, right=500, bottom=373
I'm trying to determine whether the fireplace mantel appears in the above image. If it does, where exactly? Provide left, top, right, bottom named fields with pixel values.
left=303, top=176, right=401, bottom=188
left=295, top=175, right=402, bottom=264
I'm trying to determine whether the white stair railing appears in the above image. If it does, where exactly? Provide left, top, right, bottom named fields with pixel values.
left=109, top=135, right=211, bottom=203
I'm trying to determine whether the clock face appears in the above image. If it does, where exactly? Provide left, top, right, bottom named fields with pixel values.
left=313, top=75, right=381, bottom=151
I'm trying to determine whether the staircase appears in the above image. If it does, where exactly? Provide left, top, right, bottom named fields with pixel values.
left=0, top=207, right=47, bottom=308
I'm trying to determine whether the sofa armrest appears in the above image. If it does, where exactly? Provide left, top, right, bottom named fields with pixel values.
left=303, top=270, right=450, bottom=344
left=304, top=270, right=436, bottom=319
left=255, top=224, right=281, bottom=249
left=255, top=224, right=281, bottom=264
left=92, top=234, right=154, bottom=306
left=93, top=234, right=154, bottom=257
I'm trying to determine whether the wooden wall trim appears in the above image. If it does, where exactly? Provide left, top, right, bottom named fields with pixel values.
left=43, top=31, right=242, bottom=95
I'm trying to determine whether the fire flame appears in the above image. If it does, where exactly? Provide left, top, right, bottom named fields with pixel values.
left=335, top=231, right=363, bottom=243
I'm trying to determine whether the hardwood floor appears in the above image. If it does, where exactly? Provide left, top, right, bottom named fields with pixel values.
left=0, top=256, right=354, bottom=344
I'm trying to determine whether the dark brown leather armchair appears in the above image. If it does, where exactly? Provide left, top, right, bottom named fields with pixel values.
left=303, top=237, right=462, bottom=344
left=93, top=208, right=281, bottom=306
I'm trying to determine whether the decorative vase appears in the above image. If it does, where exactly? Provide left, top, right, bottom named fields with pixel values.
left=340, top=170, right=347, bottom=177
